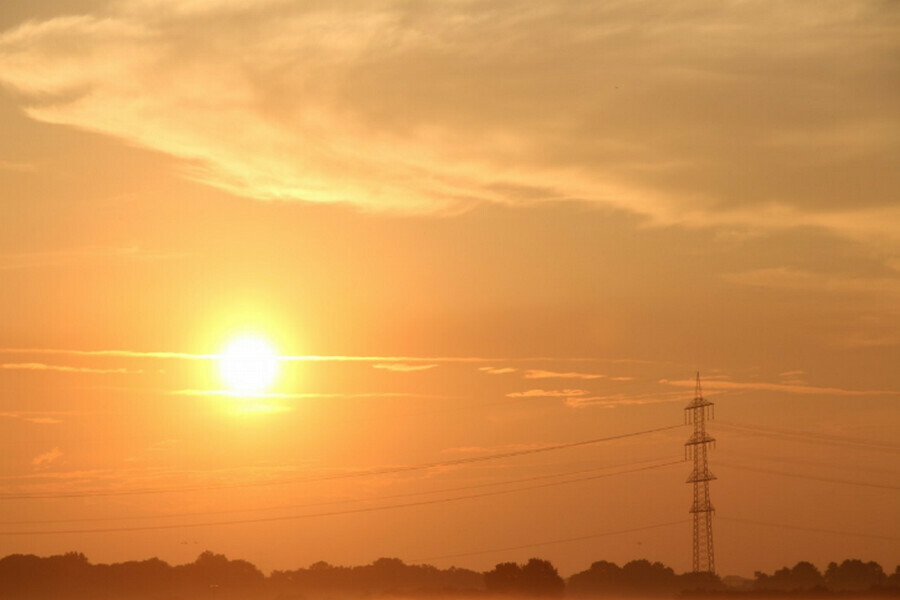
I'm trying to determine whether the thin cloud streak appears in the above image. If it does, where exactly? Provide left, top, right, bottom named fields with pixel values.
left=442, top=443, right=557, bottom=456
left=661, top=378, right=900, bottom=397
left=172, top=390, right=446, bottom=400
left=726, top=267, right=900, bottom=295
left=523, top=369, right=605, bottom=380
left=372, top=363, right=438, bottom=372
left=0, top=159, right=36, bottom=172
left=31, top=448, right=63, bottom=469
left=0, top=363, right=139, bottom=374
left=506, top=389, right=590, bottom=399
left=0, top=246, right=187, bottom=271
left=478, top=366, right=518, bottom=375
left=0, top=412, right=64, bottom=425
left=564, top=391, right=687, bottom=409
left=0, top=348, right=217, bottom=360
left=0, top=348, right=641, bottom=364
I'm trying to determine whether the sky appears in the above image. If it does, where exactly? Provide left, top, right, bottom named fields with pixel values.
left=0, top=0, right=898, bottom=579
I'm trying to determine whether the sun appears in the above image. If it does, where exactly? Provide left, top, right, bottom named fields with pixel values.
left=218, top=336, right=279, bottom=394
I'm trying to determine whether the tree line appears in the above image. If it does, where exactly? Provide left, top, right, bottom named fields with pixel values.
left=0, top=551, right=898, bottom=599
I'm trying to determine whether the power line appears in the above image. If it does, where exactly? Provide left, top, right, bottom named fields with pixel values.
left=716, top=421, right=900, bottom=453
left=412, top=520, right=691, bottom=563
left=0, top=460, right=684, bottom=536
left=0, top=457, right=683, bottom=526
left=716, top=448, right=900, bottom=477
left=717, top=461, right=900, bottom=491
left=0, top=423, right=684, bottom=501
left=719, top=516, right=900, bottom=542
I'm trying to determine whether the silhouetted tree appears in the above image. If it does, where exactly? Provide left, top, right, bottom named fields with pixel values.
left=755, top=561, right=824, bottom=591
left=825, top=559, right=886, bottom=591
left=485, top=559, right=562, bottom=596
left=485, top=561, right=523, bottom=594
left=621, top=559, right=678, bottom=593
left=174, top=550, right=264, bottom=593
left=366, top=557, right=409, bottom=592
left=568, top=559, right=682, bottom=596
left=888, top=565, right=900, bottom=588
left=0, top=552, right=95, bottom=598
left=270, top=557, right=483, bottom=596
left=521, top=558, right=564, bottom=596
left=97, top=557, right=173, bottom=597
left=567, top=560, right=622, bottom=595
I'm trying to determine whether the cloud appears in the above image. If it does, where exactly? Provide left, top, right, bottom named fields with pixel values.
left=372, top=363, right=437, bottom=372
left=0, top=159, right=36, bottom=173
left=32, top=448, right=63, bottom=468
left=725, top=267, right=900, bottom=295
left=0, top=0, right=896, bottom=241
left=172, top=390, right=443, bottom=399
left=725, top=267, right=900, bottom=348
left=478, top=366, right=518, bottom=375
left=0, top=348, right=217, bottom=360
left=0, top=412, right=64, bottom=425
left=564, top=391, right=687, bottom=409
left=0, top=348, right=616, bottom=364
left=523, top=369, right=605, bottom=380
left=441, top=442, right=555, bottom=455
left=778, top=370, right=807, bottom=385
left=660, top=378, right=900, bottom=397
left=0, top=363, right=139, bottom=374
left=779, top=370, right=806, bottom=378
left=0, top=246, right=186, bottom=271
left=22, top=417, right=63, bottom=424
left=506, top=389, right=590, bottom=398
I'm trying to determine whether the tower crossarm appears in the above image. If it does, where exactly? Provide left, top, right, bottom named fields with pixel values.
left=684, top=432, right=716, bottom=446
left=686, top=470, right=717, bottom=483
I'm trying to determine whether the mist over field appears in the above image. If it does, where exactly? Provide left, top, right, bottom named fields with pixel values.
left=0, top=551, right=897, bottom=600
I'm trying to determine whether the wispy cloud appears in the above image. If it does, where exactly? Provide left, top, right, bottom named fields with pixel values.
left=0, top=412, right=64, bottom=425
left=0, top=363, right=139, bottom=374
left=660, top=378, right=900, bottom=397
left=172, top=390, right=443, bottom=400
left=506, top=389, right=590, bottom=399
left=0, top=0, right=895, bottom=242
left=372, top=363, right=437, bottom=372
left=478, top=366, right=517, bottom=375
left=0, top=159, right=36, bottom=173
left=564, top=391, right=687, bottom=409
left=0, top=348, right=618, bottom=364
left=725, top=267, right=900, bottom=295
left=778, top=370, right=807, bottom=385
left=779, top=370, right=806, bottom=378
left=0, top=246, right=185, bottom=271
left=0, top=348, right=217, bottom=360
left=278, top=355, right=576, bottom=364
left=32, top=448, right=63, bottom=469
left=725, top=267, right=900, bottom=348
left=441, top=442, right=556, bottom=455
left=523, top=369, right=605, bottom=380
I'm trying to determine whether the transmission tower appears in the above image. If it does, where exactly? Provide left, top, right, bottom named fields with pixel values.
left=684, top=372, right=716, bottom=574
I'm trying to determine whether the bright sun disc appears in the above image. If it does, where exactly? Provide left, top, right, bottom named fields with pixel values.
left=219, top=337, right=278, bottom=393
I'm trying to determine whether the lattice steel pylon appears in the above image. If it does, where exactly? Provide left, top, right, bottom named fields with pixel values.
left=684, top=372, right=716, bottom=574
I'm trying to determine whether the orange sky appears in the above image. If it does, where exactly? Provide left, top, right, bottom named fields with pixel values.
left=0, top=0, right=898, bottom=578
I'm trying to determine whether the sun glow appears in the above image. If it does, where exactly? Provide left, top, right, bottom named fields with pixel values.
left=218, top=336, right=279, bottom=394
